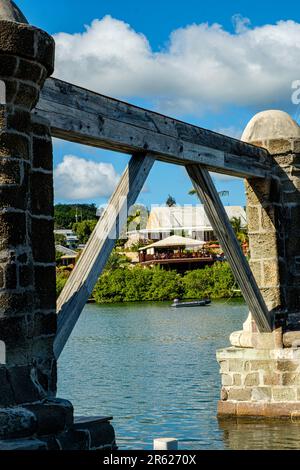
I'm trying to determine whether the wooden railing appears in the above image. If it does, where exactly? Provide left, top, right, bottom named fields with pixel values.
left=139, top=252, right=215, bottom=262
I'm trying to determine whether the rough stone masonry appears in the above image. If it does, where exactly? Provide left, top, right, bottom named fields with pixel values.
left=217, top=110, right=300, bottom=419
left=0, top=1, right=116, bottom=449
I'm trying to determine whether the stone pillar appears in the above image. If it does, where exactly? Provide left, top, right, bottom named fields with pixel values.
left=217, top=110, right=300, bottom=418
left=0, top=18, right=56, bottom=401
left=0, top=3, right=116, bottom=450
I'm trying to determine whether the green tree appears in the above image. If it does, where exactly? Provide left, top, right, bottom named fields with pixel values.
left=54, top=233, right=66, bottom=246
left=146, top=268, right=183, bottom=301
left=230, top=217, right=248, bottom=244
left=54, top=204, right=98, bottom=229
left=56, top=269, right=70, bottom=297
left=105, top=250, right=130, bottom=271
left=73, top=219, right=97, bottom=244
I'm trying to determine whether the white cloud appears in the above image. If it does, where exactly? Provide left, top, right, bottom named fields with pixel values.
left=53, top=16, right=300, bottom=115
left=54, top=155, right=120, bottom=200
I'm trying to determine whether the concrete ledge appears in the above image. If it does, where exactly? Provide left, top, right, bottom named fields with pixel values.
left=218, top=400, right=300, bottom=419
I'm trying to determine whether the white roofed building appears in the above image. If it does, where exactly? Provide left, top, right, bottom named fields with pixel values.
left=126, top=205, right=246, bottom=245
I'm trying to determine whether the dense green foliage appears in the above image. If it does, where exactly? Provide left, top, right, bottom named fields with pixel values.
left=72, top=219, right=98, bottom=244
left=56, top=269, right=70, bottom=297
left=182, top=262, right=237, bottom=299
left=54, top=204, right=98, bottom=229
left=92, top=262, right=238, bottom=304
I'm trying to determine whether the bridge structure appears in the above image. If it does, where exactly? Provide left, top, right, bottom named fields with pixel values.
left=0, top=0, right=300, bottom=450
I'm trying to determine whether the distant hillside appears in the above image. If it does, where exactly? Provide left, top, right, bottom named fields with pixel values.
left=54, top=204, right=98, bottom=229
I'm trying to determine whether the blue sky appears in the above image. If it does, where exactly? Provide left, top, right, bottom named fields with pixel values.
left=18, top=0, right=300, bottom=208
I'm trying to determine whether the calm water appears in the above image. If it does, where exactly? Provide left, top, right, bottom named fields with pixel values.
left=58, top=300, right=300, bottom=450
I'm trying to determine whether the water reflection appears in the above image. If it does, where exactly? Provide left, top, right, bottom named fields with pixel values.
left=58, top=300, right=300, bottom=450
left=219, top=418, right=300, bottom=450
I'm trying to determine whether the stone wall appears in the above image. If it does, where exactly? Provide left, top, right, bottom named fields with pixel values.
left=245, top=129, right=300, bottom=325
left=0, top=9, right=116, bottom=449
left=0, top=19, right=56, bottom=405
left=217, top=111, right=300, bottom=419
left=217, top=347, right=300, bottom=418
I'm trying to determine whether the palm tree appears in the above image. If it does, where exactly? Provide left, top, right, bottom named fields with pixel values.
left=230, top=217, right=248, bottom=244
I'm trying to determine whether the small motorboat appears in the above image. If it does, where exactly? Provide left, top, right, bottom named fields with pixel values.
left=171, top=299, right=211, bottom=308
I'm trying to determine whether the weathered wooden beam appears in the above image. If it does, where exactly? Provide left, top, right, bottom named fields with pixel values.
left=186, top=165, right=272, bottom=332
left=54, top=154, right=155, bottom=359
left=35, top=77, right=272, bottom=179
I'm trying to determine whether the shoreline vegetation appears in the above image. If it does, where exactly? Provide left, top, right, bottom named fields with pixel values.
left=56, top=261, right=241, bottom=304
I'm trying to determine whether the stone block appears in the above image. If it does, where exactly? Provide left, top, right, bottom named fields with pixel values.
left=267, top=139, right=293, bottom=155
left=252, top=329, right=283, bottom=350
left=15, top=82, right=39, bottom=109
left=4, top=263, right=17, bottom=289
left=250, top=360, right=276, bottom=372
left=244, top=373, right=260, bottom=387
left=33, top=265, right=56, bottom=310
left=262, top=260, right=280, bottom=287
left=28, top=312, right=57, bottom=337
left=251, top=386, right=272, bottom=401
left=0, top=22, right=54, bottom=74
left=247, top=206, right=260, bottom=232
left=0, top=212, right=26, bottom=251
left=236, top=402, right=266, bottom=417
left=0, top=407, right=37, bottom=439
left=228, top=359, right=250, bottom=372
left=24, top=398, right=73, bottom=435
left=272, top=387, right=297, bottom=401
left=233, top=374, right=242, bottom=386
left=249, top=233, right=278, bottom=260
left=277, top=360, right=299, bottom=372
left=0, top=55, right=18, bottom=77
left=35, top=358, right=57, bottom=395
left=217, top=401, right=236, bottom=417
left=260, top=206, right=277, bottom=232
left=0, top=265, right=3, bottom=288
left=0, top=186, right=28, bottom=211
left=0, top=291, right=34, bottom=317
left=0, top=132, right=29, bottom=159
left=0, top=438, right=47, bottom=450
left=0, top=315, right=31, bottom=366
left=259, top=287, right=281, bottom=311
left=227, top=388, right=252, bottom=401
left=221, top=387, right=228, bottom=401
left=282, top=373, right=300, bottom=386
left=0, top=159, right=20, bottom=185
left=249, top=260, right=262, bottom=286
left=7, top=109, right=31, bottom=134
left=74, top=416, right=116, bottom=450
left=219, top=360, right=229, bottom=373
left=263, top=372, right=281, bottom=386
left=8, top=365, right=45, bottom=404
left=56, top=429, right=90, bottom=451
left=18, top=264, right=33, bottom=288
left=245, top=179, right=272, bottom=206
left=32, top=337, right=55, bottom=368
left=31, top=218, right=55, bottom=263
left=15, top=59, right=44, bottom=83
left=0, top=367, right=16, bottom=407
left=31, top=172, right=54, bottom=216
left=221, top=374, right=233, bottom=386
left=32, top=137, right=53, bottom=171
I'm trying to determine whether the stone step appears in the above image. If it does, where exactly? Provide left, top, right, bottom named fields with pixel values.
left=73, top=416, right=117, bottom=450
left=0, top=438, right=47, bottom=450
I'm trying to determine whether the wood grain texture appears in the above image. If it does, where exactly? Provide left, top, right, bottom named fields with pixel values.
left=186, top=164, right=272, bottom=333
left=35, top=77, right=272, bottom=178
left=54, top=154, right=155, bottom=359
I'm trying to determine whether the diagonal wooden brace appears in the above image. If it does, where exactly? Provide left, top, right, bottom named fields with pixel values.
left=186, top=164, right=272, bottom=333
left=55, top=154, right=155, bottom=359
